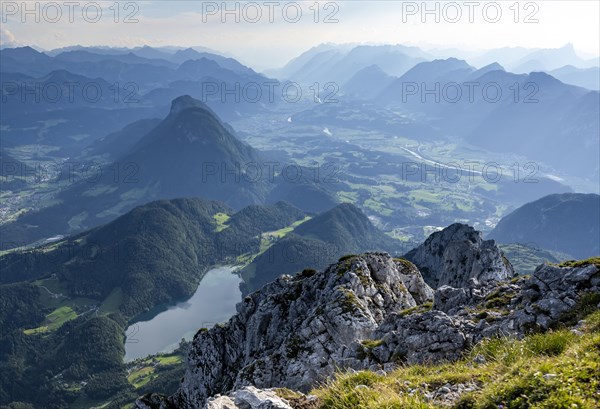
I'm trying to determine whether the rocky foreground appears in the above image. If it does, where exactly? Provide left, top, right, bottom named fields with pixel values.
left=135, top=225, right=600, bottom=409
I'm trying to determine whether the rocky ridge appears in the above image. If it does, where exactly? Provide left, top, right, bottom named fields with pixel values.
left=172, top=253, right=433, bottom=408
left=135, top=225, right=599, bottom=409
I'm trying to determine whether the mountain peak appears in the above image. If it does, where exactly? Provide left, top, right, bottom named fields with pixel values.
left=480, top=62, right=505, bottom=72
left=561, top=43, right=575, bottom=51
left=405, top=223, right=514, bottom=288
left=174, top=47, right=200, bottom=57
left=12, top=46, right=38, bottom=54
left=468, top=62, right=506, bottom=80
left=169, top=95, right=209, bottom=116
left=360, top=64, right=386, bottom=74
left=2, top=46, right=48, bottom=60
left=528, top=70, right=564, bottom=85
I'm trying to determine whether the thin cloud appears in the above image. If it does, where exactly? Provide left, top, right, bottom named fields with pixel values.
left=0, top=27, right=19, bottom=48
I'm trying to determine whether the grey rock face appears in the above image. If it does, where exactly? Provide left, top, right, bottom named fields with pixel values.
left=433, top=284, right=484, bottom=315
left=165, top=253, right=433, bottom=408
left=479, top=263, right=599, bottom=338
left=404, top=223, right=515, bottom=288
left=349, top=262, right=599, bottom=369
left=359, top=310, right=475, bottom=365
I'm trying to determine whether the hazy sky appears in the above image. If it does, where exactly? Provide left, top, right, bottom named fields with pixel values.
left=1, top=1, right=598, bottom=69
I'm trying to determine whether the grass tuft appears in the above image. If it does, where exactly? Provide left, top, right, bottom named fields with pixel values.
left=558, top=257, right=600, bottom=269
left=361, top=339, right=384, bottom=349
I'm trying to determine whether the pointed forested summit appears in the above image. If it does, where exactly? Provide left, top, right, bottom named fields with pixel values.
left=2, top=96, right=269, bottom=246
left=121, top=94, right=268, bottom=205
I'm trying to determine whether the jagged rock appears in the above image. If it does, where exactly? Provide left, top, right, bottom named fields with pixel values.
left=434, top=285, right=476, bottom=314
left=404, top=223, right=514, bottom=288
left=357, top=310, right=476, bottom=365
left=205, top=387, right=293, bottom=409
left=147, top=253, right=433, bottom=408
left=351, top=262, right=600, bottom=369
left=479, top=262, right=600, bottom=338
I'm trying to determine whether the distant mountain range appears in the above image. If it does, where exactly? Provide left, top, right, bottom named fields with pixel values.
left=430, top=43, right=599, bottom=73
left=0, top=46, right=252, bottom=80
left=269, top=43, right=598, bottom=85
left=0, top=46, right=279, bottom=155
left=0, top=65, right=161, bottom=154
left=343, top=65, right=395, bottom=99
left=549, top=65, right=600, bottom=90
left=375, top=58, right=600, bottom=183
left=509, top=43, right=598, bottom=73
left=43, top=45, right=226, bottom=59
left=269, top=44, right=430, bottom=84
left=262, top=45, right=600, bottom=184
left=2, top=43, right=598, bottom=246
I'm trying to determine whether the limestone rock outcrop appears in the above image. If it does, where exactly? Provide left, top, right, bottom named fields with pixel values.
left=404, top=223, right=515, bottom=288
